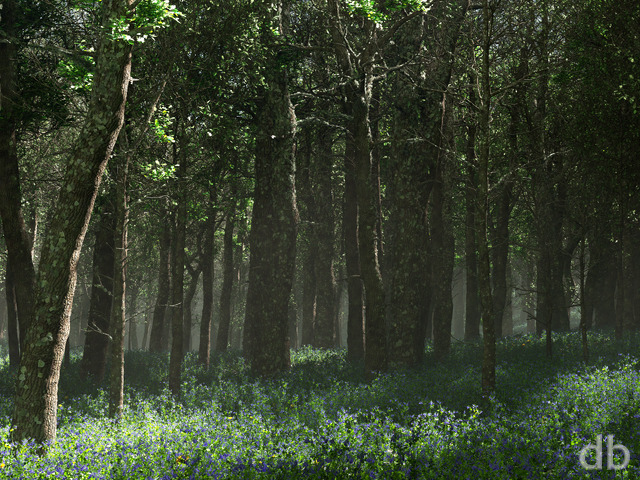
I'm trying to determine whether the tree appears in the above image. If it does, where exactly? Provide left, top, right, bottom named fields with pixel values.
left=11, top=0, right=136, bottom=446
left=243, top=0, right=299, bottom=377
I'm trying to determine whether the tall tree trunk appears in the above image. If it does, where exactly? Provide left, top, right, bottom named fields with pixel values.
left=0, top=0, right=37, bottom=357
left=216, top=209, right=235, bottom=353
left=478, top=0, right=496, bottom=396
left=198, top=190, right=216, bottom=366
left=344, top=135, right=364, bottom=362
left=243, top=3, right=298, bottom=377
left=168, top=151, right=187, bottom=398
left=149, top=219, right=171, bottom=353
left=109, top=152, right=128, bottom=419
left=313, top=124, right=337, bottom=349
left=11, top=0, right=133, bottom=446
left=81, top=198, right=115, bottom=380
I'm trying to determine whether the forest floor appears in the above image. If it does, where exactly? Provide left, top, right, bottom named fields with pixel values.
left=0, top=332, right=639, bottom=479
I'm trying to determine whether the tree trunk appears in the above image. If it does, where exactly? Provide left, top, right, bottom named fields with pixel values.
left=109, top=152, right=128, bottom=420
left=243, top=4, right=298, bottom=377
left=168, top=151, right=187, bottom=398
left=216, top=209, right=235, bottom=353
left=11, top=0, right=133, bottom=446
left=198, top=190, right=216, bottom=366
left=81, top=197, right=115, bottom=380
left=313, top=124, right=337, bottom=349
left=149, top=219, right=171, bottom=353
left=0, top=0, right=37, bottom=356
left=478, top=0, right=496, bottom=397
left=344, top=134, right=365, bottom=362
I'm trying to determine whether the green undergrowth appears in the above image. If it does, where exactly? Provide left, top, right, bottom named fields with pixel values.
left=0, top=331, right=639, bottom=478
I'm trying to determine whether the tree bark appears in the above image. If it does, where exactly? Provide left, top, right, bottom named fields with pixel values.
left=0, top=0, right=37, bottom=356
left=11, top=0, right=133, bottom=446
left=464, top=161, right=481, bottom=341
left=478, top=0, right=496, bottom=396
left=109, top=152, right=128, bottom=420
left=128, top=283, right=139, bottom=350
left=344, top=134, right=364, bottom=363
left=216, top=209, right=235, bottom=353
left=81, top=197, right=115, bottom=381
left=168, top=151, right=187, bottom=398
left=243, top=1, right=298, bottom=377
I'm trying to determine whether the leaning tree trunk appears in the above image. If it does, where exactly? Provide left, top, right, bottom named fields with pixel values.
left=81, top=197, right=115, bottom=381
left=109, top=152, right=128, bottom=420
left=0, top=0, right=37, bottom=357
left=198, top=191, right=216, bottom=365
left=216, top=208, right=235, bottom=353
left=11, top=0, right=133, bottom=447
left=243, top=3, right=298, bottom=377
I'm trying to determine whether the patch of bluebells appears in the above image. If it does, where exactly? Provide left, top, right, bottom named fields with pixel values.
left=0, top=332, right=640, bottom=478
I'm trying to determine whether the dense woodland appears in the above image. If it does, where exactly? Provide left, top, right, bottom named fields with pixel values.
left=1, top=0, right=640, bottom=473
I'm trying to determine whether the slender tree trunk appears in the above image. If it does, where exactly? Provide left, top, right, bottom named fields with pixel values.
left=216, top=209, right=235, bottom=353
left=243, top=3, right=298, bottom=377
left=0, top=0, right=37, bottom=356
left=579, top=238, right=589, bottom=363
left=313, top=124, right=337, bottom=349
left=11, top=0, right=133, bottom=446
left=298, top=128, right=317, bottom=347
left=168, top=151, right=187, bottom=398
left=198, top=190, right=216, bottom=366
left=81, top=198, right=115, bottom=380
left=344, top=134, right=364, bottom=362
left=109, top=152, right=128, bottom=419
left=478, top=0, right=496, bottom=396
left=149, top=220, right=171, bottom=353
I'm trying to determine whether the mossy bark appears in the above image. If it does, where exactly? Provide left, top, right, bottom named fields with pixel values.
left=11, top=0, right=133, bottom=446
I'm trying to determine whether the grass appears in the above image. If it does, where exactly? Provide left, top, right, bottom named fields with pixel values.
left=0, top=331, right=639, bottom=478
